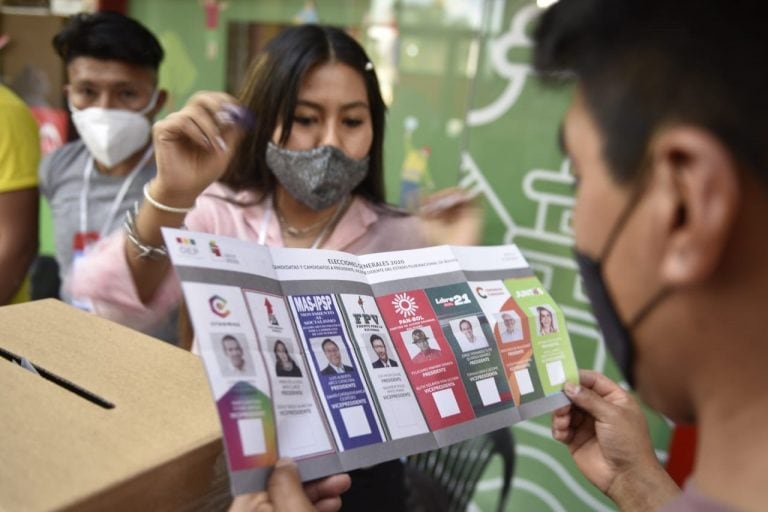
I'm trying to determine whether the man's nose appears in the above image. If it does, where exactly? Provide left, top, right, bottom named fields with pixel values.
left=94, top=92, right=118, bottom=109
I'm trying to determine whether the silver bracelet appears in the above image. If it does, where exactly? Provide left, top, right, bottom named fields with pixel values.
left=143, top=182, right=196, bottom=214
left=124, top=204, right=169, bottom=260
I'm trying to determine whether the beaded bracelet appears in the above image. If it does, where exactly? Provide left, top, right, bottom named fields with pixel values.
left=143, top=182, right=196, bottom=214
left=124, top=204, right=169, bottom=260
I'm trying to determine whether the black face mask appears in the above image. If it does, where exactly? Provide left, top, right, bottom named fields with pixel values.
left=573, top=188, right=668, bottom=388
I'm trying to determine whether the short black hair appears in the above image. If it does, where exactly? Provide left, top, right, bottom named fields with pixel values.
left=53, top=11, right=163, bottom=70
left=322, top=339, right=338, bottom=351
left=369, top=334, right=384, bottom=346
left=533, top=0, right=768, bottom=187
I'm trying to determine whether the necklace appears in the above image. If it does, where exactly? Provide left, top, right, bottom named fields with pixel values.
left=275, top=195, right=350, bottom=240
left=276, top=209, right=331, bottom=237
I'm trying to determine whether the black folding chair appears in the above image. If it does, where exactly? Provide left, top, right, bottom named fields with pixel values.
left=29, top=255, right=61, bottom=300
left=404, top=428, right=516, bottom=512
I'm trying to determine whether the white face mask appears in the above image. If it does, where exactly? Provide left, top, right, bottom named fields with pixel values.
left=69, top=90, right=159, bottom=168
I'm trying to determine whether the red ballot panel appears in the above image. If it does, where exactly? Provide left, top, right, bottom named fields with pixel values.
left=376, top=290, right=475, bottom=430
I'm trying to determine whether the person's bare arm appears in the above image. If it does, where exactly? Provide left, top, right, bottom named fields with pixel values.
left=0, top=187, right=39, bottom=304
left=125, top=92, right=244, bottom=303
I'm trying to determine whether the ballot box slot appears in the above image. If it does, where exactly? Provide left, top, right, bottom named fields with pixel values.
left=0, top=345, right=115, bottom=409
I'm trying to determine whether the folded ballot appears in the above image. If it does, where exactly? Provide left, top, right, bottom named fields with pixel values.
left=162, top=228, right=578, bottom=495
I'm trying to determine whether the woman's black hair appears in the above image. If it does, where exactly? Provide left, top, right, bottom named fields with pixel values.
left=221, top=24, right=388, bottom=204
left=273, top=339, right=296, bottom=364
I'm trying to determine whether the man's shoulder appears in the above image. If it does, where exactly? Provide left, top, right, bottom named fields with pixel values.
left=321, top=365, right=334, bottom=374
left=38, top=141, right=88, bottom=197
left=40, top=141, right=87, bottom=176
left=344, top=364, right=355, bottom=371
left=49, top=140, right=87, bottom=162
left=372, top=359, right=384, bottom=368
left=0, top=86, right=36, bottom=124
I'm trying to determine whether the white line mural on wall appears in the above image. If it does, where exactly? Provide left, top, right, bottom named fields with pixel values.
left=462, top=3, right=624, bottom=510
left=466, top=4, right=538, bottom=126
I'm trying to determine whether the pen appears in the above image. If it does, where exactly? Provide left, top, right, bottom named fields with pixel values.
left=217, top=103, right=256, bottom=130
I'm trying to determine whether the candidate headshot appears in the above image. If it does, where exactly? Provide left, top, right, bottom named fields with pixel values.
left=498, top=311, right=524, bottom=343
left=454, top=317, right=489, bottom=353
left=536, top=306, right=558, bottom=335
left=460, top=319, right=477, bottom=343
left=320, top=338, right=354, bottom=375
left=370, top=333, right=398, bottom=369
left=409, top=328, right=441, bottom=363
left=220, top=334, right=253, bottom=375
left=274, top=339, right=302, bottom=378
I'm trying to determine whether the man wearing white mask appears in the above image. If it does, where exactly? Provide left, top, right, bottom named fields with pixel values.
left=38, top=11, right=172, bottom=336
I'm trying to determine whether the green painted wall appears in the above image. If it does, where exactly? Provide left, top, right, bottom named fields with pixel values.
left=128, top=1, right=671, bottom=511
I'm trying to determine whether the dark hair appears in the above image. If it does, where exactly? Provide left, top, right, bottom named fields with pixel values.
left=369, top=334, right=384, bottom=347
left=274, top=339, right=296, bottom=363
left=459, top=319, right=472, bottom=330
left=322, top=338, right=338, bottom=351
left=533, top=0, right=768, bottom=187
left=221, top=24, right=388, bottom=203
left=221, top=334, right=241, bottom=348
left=53, top=11, right=163, bottom=72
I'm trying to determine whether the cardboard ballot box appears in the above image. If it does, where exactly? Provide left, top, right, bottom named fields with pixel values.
left=0, top=300, right=229, bottom=511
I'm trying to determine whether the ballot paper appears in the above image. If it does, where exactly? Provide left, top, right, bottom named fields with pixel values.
left=162, top=228, right=578, bottom=495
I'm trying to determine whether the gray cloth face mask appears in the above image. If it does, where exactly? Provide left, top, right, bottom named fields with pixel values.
left=266, top=142, right=370, bottom=211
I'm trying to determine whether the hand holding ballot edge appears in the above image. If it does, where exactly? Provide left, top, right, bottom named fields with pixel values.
left=229, top=459, right=351, bottom=512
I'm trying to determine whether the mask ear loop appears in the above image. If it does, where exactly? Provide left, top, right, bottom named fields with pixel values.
left=597, top=159, right=671, bottom=329
left=598, top=167, right=652, bottom=262
left=628, top=286, right=670, bottom=329
left=138, top=89, right=161, bottom=115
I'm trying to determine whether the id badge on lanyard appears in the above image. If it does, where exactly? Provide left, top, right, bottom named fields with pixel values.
left=71, top=231, right=100, bottom=311
left=71, top=148, right=153, bottom=311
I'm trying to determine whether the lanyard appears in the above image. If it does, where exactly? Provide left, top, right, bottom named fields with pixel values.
left=79, top=145, right=154, bottom=237
left=311, top=217, right=333, bottom=250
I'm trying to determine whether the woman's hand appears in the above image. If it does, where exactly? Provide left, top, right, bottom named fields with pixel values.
left=150, top=91, right=245, bottom=205
left=418, top=187, right=483, bottom=246
left=229, top=459, right=351, bottom=512
left=552, top=370, right=680, bottom=509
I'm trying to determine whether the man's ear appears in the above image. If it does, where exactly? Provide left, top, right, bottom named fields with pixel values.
left=649, top=126, right=740, bottom=285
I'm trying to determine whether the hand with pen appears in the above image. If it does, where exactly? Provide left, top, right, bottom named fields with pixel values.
left=148, top=92, right=250, bottom=210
